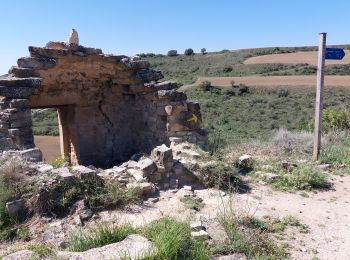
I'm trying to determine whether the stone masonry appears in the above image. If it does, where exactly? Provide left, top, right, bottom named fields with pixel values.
left=0, top=34, right=206, bottom=167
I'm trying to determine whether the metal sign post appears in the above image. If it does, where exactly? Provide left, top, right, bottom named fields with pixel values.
left=313, top=33, right=326, bottom=161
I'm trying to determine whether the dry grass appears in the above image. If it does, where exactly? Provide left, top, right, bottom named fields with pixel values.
left=195, top=75, right=350, bottom=88
left=244, top=51, right=350, bottom=66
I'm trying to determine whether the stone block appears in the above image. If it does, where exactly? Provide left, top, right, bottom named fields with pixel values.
left=9, top=99, right=29, bottom=108
left=0, top=86, right=34, bottom=98
left=52, top=167, right=75, bottom=182
left=151, top=144, right=174, bottom=172
left=191, top=230, right=209, bottom=240
left=20, top=148, right=42, bottom=162
left=127, top=182, right=155, bottom=196
left=0, top=77, right=41, bottom=88
left=72, top=165, right=97, bottom=180
left=6, top=199, right=25, bottom=217
left=8, top=66, right=40, bottom=78
left=138, top=157, right=157, bottom=176
left=17, top=57, right=56, bottom=70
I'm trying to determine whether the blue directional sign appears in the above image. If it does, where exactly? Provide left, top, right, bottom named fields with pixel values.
left=325, top=48, right=346, bottom=60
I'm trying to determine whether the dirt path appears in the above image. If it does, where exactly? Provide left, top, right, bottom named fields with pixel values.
left=244, top=51, right=350, bottom=65
left=34, top=136, right=60, bottom=163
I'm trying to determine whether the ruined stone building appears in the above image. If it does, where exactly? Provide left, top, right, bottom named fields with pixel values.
left=0, top=36, right=206, bottom=167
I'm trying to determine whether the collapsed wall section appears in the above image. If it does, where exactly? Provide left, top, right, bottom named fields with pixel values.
left=0, top=42, right=206, bottom=167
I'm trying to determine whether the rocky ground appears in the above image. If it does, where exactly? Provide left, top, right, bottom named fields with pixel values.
left=1, top=142, right=350, bottom=259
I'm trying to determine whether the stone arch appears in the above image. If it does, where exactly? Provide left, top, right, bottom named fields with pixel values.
left=0, top=42, right=205, bottom=167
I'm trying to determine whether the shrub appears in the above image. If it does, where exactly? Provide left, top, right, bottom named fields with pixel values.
left=277, top=89, right=289, bottom=97
left=199, top=80, right=212, bottom=91
left=184, top=48, right=194, bottom=56
left=230, top=80, right=236, bottom=88
left=237, top=84, right=250, bottom=96
left=51, top=156, right=69, bottom=168
left=223, top=65, right=233, bottom=73
left=201, top=48, right=207, bottom=55
left=322, top=108, right=350, bottom=131
left=220, top=49, right=230, bottom=53
left=215, top=209, right=287, bottom=259
left=195, top=160, right=249, bottom=192
left=69, top=223, right=136, bottom=252
left=273, top=164, right=330, bottom=192
left=167, top=50, right=178, bottom=57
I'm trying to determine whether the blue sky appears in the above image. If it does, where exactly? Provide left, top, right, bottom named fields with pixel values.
left=1, top=0, right=350, bottom=74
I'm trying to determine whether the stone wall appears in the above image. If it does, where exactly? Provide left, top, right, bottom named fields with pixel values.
left=0, top=41, right=206, bottom=167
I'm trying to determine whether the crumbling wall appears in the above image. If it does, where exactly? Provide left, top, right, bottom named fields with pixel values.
left=0, top=42, right=206, bottom=167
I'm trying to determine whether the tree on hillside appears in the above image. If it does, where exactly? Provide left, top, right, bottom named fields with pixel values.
left=201, top=48, right=207, bottom=55
left=184, top=48, right=194, bottom=56
left=167, top=50, right=178, bottom=57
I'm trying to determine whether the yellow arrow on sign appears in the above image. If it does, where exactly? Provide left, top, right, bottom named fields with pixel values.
left=187, top=114, right=198, bottom=123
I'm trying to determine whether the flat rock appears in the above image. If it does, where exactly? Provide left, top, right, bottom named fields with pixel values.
left=56, top=234, right=155, bottom=260
left=3, top=250, right=34, bottom=260
left=72, top=165, right=97, bottom=179
left=127, top=182, right=155, bottom=196
left=214, top=253, right=248, bottom=260
left=191, top=230, right=209, bottom=240
left=52, top=167, right=75, bottom=181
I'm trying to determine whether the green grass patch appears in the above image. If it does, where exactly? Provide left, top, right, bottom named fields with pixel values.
left=142, top=217, right=210, bottom=260
left=27, top=244, right=56, bottom=258
left=68, top=222, right=136, bottom=252
left=180, top=197, right=204, bottom=211
left=273, top=164, right=330, bottom=192
left=215, top=213, right=288, bottom=259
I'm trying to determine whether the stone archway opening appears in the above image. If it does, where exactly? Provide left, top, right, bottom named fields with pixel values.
left=32, top=107, right=61, bottom=163
left=0, top=39, right=205, bottom=168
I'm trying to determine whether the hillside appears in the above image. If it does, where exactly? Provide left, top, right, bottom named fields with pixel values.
left=145, top=45, right=350, bottom=84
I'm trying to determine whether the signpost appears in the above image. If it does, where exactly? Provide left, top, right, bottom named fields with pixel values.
left=312, top=33, right=346, bottom=160
left=325, top=48, right=346, bottom=60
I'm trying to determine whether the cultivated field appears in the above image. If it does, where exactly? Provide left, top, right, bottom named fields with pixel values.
left=195, top=75, right=350, bottom=87
left=244, top=50, right=350, bottom=65
left=34, top=135, right=60, bottom=163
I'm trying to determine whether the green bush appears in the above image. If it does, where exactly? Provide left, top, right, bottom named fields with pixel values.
left=184, top=48, right=194, bottom=56
left=199, top=80, right=212, bottom=91
left=237, top=84, right=250, bottom=96
left=180, top=197, right=204, bottom=211
left=201, top=48, right=207, bottom=55
left=167, top=50, right=178, bottom=57
left=322, top=108, right=350, bottom=131
left=223, top=65, right=233, bottom=73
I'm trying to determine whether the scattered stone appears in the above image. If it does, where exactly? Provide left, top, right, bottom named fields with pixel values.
left=214, top=253, right=248, bottom=260
left=72, top=165, right=97, bottom=180
left=127, top=168, right=145, bottom=182
left=3, top=250, right=34, bottom=260
left=149, top=197, right=159, bottom=203
left=19, top=148, right=42, bottom=162
left=138, top=157, right=157, bottom=176
left=255, top=171, right=279, bottom=182
left=79, top=208, right=93, bottom=221
left=127, top=182, right=155, bottom=196
left=238, top=154, right=253, bottom=168
left=37, top=163, right=54, bottom=173
left=191, top=230, right=209, bottom=240
left=183, top=185, right=193, bottom=191
left=317, top=164, right=332, bottom=170
left=6, top=199, right=25, bottom=217
left=190, top=220, right=204, bottom=231
left=151, top=144, right=174, bottom=172
left=52, top=167, right=75, bottom=181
